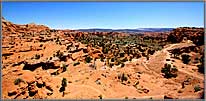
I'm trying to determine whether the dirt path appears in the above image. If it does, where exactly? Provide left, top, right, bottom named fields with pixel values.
left=139, top=43, right=203, bottom=83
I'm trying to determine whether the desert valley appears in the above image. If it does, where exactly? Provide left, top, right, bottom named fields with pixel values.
left=1, top=17, right=205, bottom=99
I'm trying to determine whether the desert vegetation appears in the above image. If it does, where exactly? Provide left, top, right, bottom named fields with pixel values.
left=1, top=17, right=204, bottom=99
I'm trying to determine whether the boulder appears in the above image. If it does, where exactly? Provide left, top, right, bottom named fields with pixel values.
left=20, top=71, right=36, bottom=84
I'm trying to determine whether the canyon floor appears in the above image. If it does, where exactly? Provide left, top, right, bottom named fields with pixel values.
left=2, top=41, right=204, bottom=99
left=1, top=18, right=205, bottom=99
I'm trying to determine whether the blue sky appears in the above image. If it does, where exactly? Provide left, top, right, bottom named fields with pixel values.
left=2, top=2, right=204, bottom=29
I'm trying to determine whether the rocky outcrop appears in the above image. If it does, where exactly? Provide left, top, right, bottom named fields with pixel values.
left=167, top=27, right=204, bottom=46
left=2, top=17, right=50, bottom=36
left=22, top=61, right=57, bottom=71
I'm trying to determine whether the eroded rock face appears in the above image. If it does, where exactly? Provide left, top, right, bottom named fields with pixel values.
left=2, top=17, right=204, bottom=99
left=22, top=61, right=56, bottom=71
left=168, top=43, right=196, bottom=55
left=2, top=17, right=50, bottom=36
left=167, top=27, right=204, bottom=46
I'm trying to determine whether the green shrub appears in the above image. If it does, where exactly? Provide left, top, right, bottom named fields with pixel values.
left=59, top=86, right=65, bottom=92
left=181, top=54, right=191, bottom=64
left=194, top=85, right=201, bottom=92
left=14, top=78, right=24, bottom=85
left=62, top=78, right=67, bottom=87
left=161, top=63, right=178, bottom=78
left=59, top=78, right=67, bottom=92
left=85, top=56, right=92, bottom=63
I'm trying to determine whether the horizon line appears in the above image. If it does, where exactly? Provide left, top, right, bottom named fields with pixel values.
left=52, top=26, right=204, bottom=30
left=3, top=17, right=203, bottom=30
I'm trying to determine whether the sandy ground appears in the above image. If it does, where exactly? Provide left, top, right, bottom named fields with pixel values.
left=2, top=18, right=204, bottom=99
left=2, top=40, right=204, bottom=99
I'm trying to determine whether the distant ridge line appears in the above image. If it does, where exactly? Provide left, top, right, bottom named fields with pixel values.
left=77, top=28, right=174, bottom=32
